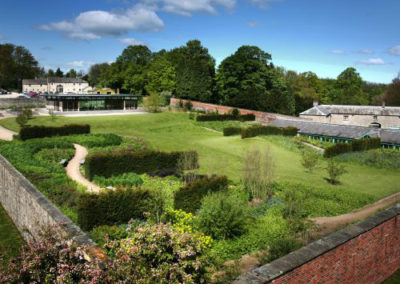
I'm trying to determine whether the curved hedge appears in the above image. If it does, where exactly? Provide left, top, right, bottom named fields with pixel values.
left=20, top=124, right=90, bottom=140
left=85, top=150, right=198, bottom=180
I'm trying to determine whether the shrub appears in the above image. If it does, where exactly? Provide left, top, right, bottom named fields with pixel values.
left=77, top=187, right=157, bottom=230
left=20, top=124, right=90, bottom=140
left=197, top=191, right=249, bottom=240
left=231, top=108, right=240, bottom=117
left=93, top=173, right=143, bottom=187
left=324, top=142, right=353, bottom=158
left=184, top=100, right=193, bottom=111
left=223, top=126, right=242, bottom=136
left=352, top=137, right=381, bottom=152
left=174, top=175, right=228, bottom=214
left=325, top=159, right=347, bottom=184
left=89, top=225, right=128, bottom=246
left=196, top=113, right=255, bottom=122
left=301, top=149, right=320, bottom=173
left=144, top=92, right=165, bottom=113
left=241, top=125, right=281, bottom=139
left=282, top=126, right=298, bottom=136
left=85, top=150, right=198, bottom=180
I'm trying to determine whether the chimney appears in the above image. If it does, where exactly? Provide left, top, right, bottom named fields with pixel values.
left=313, top=100, right=319, bottom=107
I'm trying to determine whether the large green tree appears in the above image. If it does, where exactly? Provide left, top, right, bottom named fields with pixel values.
left=217, top=45, right=295, bottom=114
left=88, top=63, right=111, bottom=87
left=380, top=76, right=400, bottom=106
left=0, top=43, right=40, bottom=91
left=145, top=55, right=176, bottom=94
left=169, top=40, right=216, bottom=102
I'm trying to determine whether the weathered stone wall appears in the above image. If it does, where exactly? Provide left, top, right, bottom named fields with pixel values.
left=170, top=98, right=303, bottom=124
left=235, top=204, right=400, bottom=284
left=0, top=98, right=46, bottom=109
left=0, top=154, right=93, bottom=245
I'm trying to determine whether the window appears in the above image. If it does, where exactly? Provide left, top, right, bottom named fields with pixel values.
left=343, top=115, right=349, bottom=121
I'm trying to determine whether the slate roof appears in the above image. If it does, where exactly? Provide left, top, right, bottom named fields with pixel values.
left=269, top=119, right=400, bottom=144
left=300, top=105, right=400, bottom=117
left=23, top=77, right=88, bottom=85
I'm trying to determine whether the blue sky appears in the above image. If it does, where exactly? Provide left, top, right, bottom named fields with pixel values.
left=1, top=0, right=399, bottom=83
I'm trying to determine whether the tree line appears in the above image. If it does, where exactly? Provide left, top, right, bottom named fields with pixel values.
left=1, top=41, right=399, bottom=114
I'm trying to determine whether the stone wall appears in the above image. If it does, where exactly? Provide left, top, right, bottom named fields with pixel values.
left=235, top=204, right=400, bottom=284
left=0, top=154, right=93, bottom=245
left=0, top=98, right=46, bottom=109
left=170, top=98, right=303, bottom=124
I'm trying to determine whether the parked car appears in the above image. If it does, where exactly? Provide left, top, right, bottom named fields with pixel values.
left=0, top=89, right=7, bottom=95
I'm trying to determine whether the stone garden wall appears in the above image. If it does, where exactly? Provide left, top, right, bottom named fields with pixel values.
left=0, top=154, right=92, bottom=245
left=235, top=204, right=400, bottom=284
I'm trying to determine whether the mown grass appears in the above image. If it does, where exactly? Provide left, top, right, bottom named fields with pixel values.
left=1, top=113, right=399, bottom=201
left=0, top=204, right=23, bottom=270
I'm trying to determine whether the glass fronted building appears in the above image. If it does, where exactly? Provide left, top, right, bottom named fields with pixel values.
left=45, top=94, right=141, bottom=112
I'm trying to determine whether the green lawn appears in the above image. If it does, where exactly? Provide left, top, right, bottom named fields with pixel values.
left=1, top=112, right=399, bottom=200
left=0, top=204, right=23, bottom=269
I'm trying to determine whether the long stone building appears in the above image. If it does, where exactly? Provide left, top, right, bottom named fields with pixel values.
left=300, top=103, right=400, bottom=129
left=22, top=77, right=89, bottom=94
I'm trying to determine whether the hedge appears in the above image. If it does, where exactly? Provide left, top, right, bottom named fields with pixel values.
left=241, top=126, right=298, bottom=139
left=20, top=124, right=90, bottom=140
left=196, top=113, right=255, bottom=122
left=174, top=175, right=228, bottom=214
left=324, top=137, right=381, bottom=158
left=85, top=150, right=198, bottom=180
left=223, top=127, right=242, bottom=136
left=78, top=187, right=155, bottom=230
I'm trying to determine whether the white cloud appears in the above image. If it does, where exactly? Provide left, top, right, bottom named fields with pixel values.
left=331, top=49, right=346, bottom=55
left=388, top=45, right=400, bottom=56
left=119, top=38, right=145, bottom=46
left=249, top=0, right=283, bottom=9
left=358, top=49, right=374, bottom=54
left=247, top=22, right=262, bottom=28
left=66, top=60, right=94, bottom=68
left=38, top=4, right=164, bottom=40
left=356, top=58, right=386, bottom=66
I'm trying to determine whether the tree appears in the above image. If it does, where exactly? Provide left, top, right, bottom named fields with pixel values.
left=144, top=91, right=165, bottom=113
left=380, top=76, right=400, bottom=106
left=65, top=68, right=77, bottom=78
left=0, top=43, right=40, bottom=91
left=301, top=149, right=319, bottom=173
left=325, top=159, right=347, bottom=184
left=145, top=55, right=176, bottom=94
left=55, top=67, right=64, bottom=77
left=170, top=40, right=216, bottom=102
left=46, top=68, right=55, bottom=77
left=88, top=63, right=110, bottom=87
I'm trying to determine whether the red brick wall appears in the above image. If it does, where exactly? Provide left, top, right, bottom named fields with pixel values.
left=170, top=98, right=302, bottom=123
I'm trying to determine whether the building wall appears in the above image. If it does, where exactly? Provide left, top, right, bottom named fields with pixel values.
left=23, top=82, right=90, bottom=94
left=300, top=113, right=400, bottom=129
left=0, top=154, right=92, bottom=245
left=235, top=204, right=400, bottom=284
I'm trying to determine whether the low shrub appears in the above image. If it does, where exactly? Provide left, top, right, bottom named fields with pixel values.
left=93, top=173, right=143, bottom=188
left=20, top=124, right=90, bottom=140
left=241, top=125, right=297, bottom=139
left=197, top=191, right=249, bottom=240
left=85, top=150, right=198, bottom=180
left=174, top=175, right=228, bottom=213
left=196, top=113, right=255, bottom=122
left=89, top=225, right=128, bottom=246
left=223, top=126, right=242, bottom=136
left=324, top=143, right=353, bottom=158
left=77, top=187, right=157, bottom=230
left=352, top=137, right=381, bottom=152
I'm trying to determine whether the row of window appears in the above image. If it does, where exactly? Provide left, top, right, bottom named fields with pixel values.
left=343, top=115, right=379, bottom=121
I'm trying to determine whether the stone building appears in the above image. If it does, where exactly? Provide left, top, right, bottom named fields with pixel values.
left=300, top=103, right=400, bottom=129
left=22, top=77, right=89, bottom=94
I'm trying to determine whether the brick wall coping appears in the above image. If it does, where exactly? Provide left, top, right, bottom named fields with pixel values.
left=234, top=203, right=400, bottom=283
left=0, top=153, right=94, bottom=245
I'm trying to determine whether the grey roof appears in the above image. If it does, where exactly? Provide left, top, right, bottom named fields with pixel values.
left=300, top=105, right=400, bottom=117
left=269, top=119, right=400, bottom=144
left=23, top=77, right=88, bottom=85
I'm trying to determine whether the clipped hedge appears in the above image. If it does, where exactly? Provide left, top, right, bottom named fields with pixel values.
left=223, top=127, right=242, bottom=136
left=324, top=143, right=353, bottom=158
left=352, top=137, right=381, bottom=152
left=174, top=175, right=228, bottom=214
left=20, top=124, right=90, bottom=140
left=85, top=150, right=198, bottom=180
left=78, top=187, right=155, bottom=230
left=241, top=126, right=298, bottom=139
left=196, top=113, right=255, bottom=122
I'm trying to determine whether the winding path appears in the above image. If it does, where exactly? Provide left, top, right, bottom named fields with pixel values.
left=65, top=144, right=101, bottom=193
left=312, top=192, right=400, bottom=234
left=0, top=112, right=17, bottom=141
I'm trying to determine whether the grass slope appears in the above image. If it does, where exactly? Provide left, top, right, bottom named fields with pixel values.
left=1, top=113, right=399, bottom=200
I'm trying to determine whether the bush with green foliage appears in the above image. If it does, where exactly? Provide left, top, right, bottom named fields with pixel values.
left=324, top=142, right=353, bottom=158
left=184, top=100, right=193, bottom=111
left=85, top=149, right=198, bottom=180
left=336, top=149, right=400, bottom=169
left=223, top=126, right=242, bottom=136
left=20, top=124, right=90, bottom=140
left=325, top=159, right=347, bottom=184
left=352, top=137, right=381, bottom=152
left=93, top=173, right=143, bottom=187
left=196, top=113, right=255, bottom=122
left=300, top=149, right=320, bottom=173
left=231, top=108, right=240, bottom=117
left=174, top=175, right=228, bottom=213
left=197, top=191, right=249, bottom=240
left=77, top=187, right=156, bottom=230
left=89, top=225, right=129, bottom=246
left=241, top=125, right=297, bottom=139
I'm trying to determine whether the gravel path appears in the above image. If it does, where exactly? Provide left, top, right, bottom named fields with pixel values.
left=0, top=112, right=16, bottom=141
left=66, top=144, right=101, bottom=193
left=312, top=192, right=400, bottom=234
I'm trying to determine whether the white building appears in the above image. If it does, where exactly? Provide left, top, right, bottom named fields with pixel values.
left=22, top=78, right=89, bottom=94
left=300, top=103, right=400, bottom=129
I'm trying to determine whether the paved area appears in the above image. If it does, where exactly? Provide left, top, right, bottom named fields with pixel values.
left=0, top=112, right=16, bottom=141
left=65, top=144, right=101, bottom=193
left=312, top=192, right=400, bottom=234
